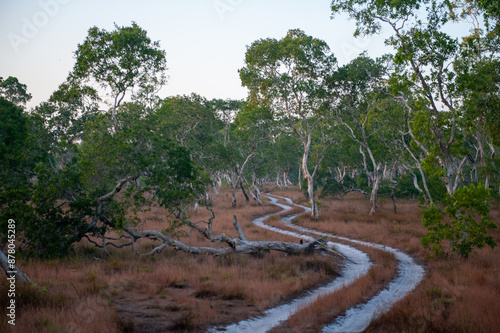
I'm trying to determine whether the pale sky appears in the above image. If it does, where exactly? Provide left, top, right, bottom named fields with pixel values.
left=0, top=0, right=390, bottom=109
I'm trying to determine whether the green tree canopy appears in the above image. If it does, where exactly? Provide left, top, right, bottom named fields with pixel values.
left=0, top=76, right=31, bottom=106
left=67, top=22, right=167, bottom=127
left=240, top=29, right=338, bottom=218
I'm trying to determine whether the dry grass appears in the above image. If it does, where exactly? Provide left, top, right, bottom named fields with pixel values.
left=0, top=188, right=341, bottom=332
left=2, top=188, right=499, bottom=332
left=280, top=190, right=500, bottom=333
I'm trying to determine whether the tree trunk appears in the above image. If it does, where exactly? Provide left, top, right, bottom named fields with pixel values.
left=303, top=157, right=318, bottom=219
left=276, top=172, right=282, bottom=190
left=230, top=151, right=255, bottom=208
left=307, top=177, right=319, bottom=219
left=254, top=187, right=263, bottom=205
left=232, top=186, right=237, bottom=207
left=298, top=163, right=302, bottom=190
left=122, top=216, right=344, bottom=259
left=391, top=181, right=398, bottom=214
left=213, top=183, right=219, bottom=196
left=0, top=250, right=33, bottom=285
left=369, top=178, right=379, bottom=216
left=245, top=175, right=263, bottom=206
left=402, top=139, right=434, bottom=204
left=360, top=144, right=380, bottom=216
left=240, top=181, right=250, bottom=202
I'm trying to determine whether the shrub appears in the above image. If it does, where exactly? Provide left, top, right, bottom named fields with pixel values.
left=421, top=183, right=497, bottom=258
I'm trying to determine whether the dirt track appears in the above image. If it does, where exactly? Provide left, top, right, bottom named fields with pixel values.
left=209, top=194, right=424, bottom=333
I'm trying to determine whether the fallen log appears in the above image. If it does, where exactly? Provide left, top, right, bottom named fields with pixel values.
left=100, top=213, right=345, bottom=261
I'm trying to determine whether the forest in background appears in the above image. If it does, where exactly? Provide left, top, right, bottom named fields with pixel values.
left=1, top=0, right=499, bottom=261
left=1, top=1, right=500, bottom=332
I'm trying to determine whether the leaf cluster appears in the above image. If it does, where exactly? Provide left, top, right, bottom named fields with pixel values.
left=421, top=183, right=497, bottom=258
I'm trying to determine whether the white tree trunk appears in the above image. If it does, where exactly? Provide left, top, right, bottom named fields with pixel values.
left=1, top=250, right=33, bottom=285
left=231, top=152, right=255, bottom=207
left=369, top=176, right=380, bottom=216
left=302, top=154, right=319, bottom=219
left=298, top=163, right=302, bottom=190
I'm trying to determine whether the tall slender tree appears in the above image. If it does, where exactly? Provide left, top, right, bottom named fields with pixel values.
left=240, top=29, right=337, bottom=218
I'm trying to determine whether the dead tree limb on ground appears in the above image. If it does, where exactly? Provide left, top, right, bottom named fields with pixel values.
left=99, top=213, right=345, bottom=261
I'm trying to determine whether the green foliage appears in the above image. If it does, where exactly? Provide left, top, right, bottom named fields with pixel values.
left=156, top=95, right=229, bottom=173
left=1, top=99, right=206, bottom=258
left=356, top=173, right=369, bottom=191
left=0, top=23, right=204, bottom=258
left=240, top=28, right=337, bottom=122
left=319, top=175, right=358, bottom=198
left=456, top=57, right=500, bottom=146
left=0, top=76, right=32, bottom=106
left=79, top=102, right=206, bottom=218
left=378, top=176, right=421, bottom=199
left=421, top=184, right=497, bottom=258
left=424, top=174, right=448, bottom=204
left=68, top=22, right=166, bottom=110
left=0, top=97, right=91, bottom=257
left=0, top=98, right=28, bottom=170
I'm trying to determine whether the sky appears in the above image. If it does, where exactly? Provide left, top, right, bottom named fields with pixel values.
left=0, top=0, right=391, bottom=109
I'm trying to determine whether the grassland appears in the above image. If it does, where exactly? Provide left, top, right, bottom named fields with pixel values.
left=1, top=188, right=499, bottom=332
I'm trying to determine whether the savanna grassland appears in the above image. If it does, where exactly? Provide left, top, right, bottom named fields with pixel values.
left=279, top=190, right=500, bottom=333
left=0, top=189, right=341, bottom=333
left=1, top=188, right=499, bottom=333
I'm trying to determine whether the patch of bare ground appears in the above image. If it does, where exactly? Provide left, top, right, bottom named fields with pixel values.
left=280, top=189, right=500, bottom=333
left=0, top=189, right=341, bottom=333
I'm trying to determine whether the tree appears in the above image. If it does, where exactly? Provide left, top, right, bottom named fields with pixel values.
left=421, top=183, right=497, bottom=258
left=155, top=94, right=228, bottom=170
left=0, top=96, right=70, bottom=257
left=268, top=132, right=303, bottom=189
left=331, top=0, right=499, bottom=256
left=240, top=29, right=337, bottom=219
left=228, top=101, right=273, bottom=206
left=0, top=97, right=28, bottom=174
left=332, top=0, right=469, bottom=195
left=208, top=98, right=242, bottom=148
left=66, top=22, right=167, bottom=128
left=0, top=76, right=32, bottom=106
left=330, top=54, right=394, bottom=215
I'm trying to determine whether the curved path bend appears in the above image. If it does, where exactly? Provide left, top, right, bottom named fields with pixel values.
left=208, top=194, right=424, bottom=333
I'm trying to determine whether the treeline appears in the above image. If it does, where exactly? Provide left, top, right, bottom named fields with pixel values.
left=1, top=0, right=499, bottom=259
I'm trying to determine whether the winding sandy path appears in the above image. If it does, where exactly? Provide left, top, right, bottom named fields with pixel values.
left=274, top=195, right=425, bottom=333
left=208, top=194, right=424, bottom=333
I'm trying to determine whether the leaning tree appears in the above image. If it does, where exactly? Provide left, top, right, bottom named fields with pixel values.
left=331, top=0, right=499, bottom=257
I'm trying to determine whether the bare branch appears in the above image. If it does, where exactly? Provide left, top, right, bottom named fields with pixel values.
left=233, top=216, right=248, bottom=242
